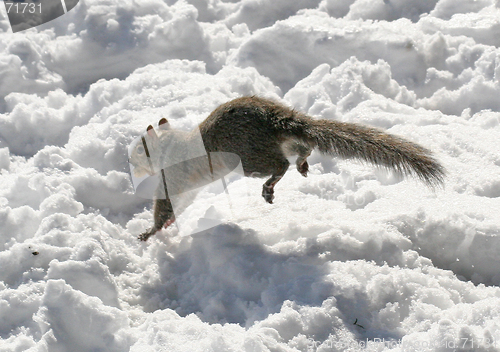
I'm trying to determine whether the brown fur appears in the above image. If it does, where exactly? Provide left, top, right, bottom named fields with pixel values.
left=137, top=96, right=445, bottom=241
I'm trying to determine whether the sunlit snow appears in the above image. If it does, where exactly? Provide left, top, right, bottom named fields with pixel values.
left=1, top=0, right=500, bottom=351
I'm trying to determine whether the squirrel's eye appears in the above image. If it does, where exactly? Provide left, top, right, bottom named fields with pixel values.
left=136, top=145, right=145, bottom=155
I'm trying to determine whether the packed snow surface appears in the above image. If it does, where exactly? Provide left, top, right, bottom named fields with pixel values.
left=1, top=0, right=500, bottom=351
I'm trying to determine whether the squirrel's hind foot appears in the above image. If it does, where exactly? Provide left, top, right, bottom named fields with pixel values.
left=262, top=184, right=275, bottom=204
left=297, top=160, right=309, bottom=177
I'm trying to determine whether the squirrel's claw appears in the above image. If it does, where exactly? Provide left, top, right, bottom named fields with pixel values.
left=138, top=228, right=158, bottom=241
left=297, top=160, right=309, bottom=177
left=262, top=185, right=275, bottom=204
left=139, top=217, right=176, bottom=241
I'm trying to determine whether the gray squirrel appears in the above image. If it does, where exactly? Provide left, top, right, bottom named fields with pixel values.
left=129, top=96, right=445, bottom=241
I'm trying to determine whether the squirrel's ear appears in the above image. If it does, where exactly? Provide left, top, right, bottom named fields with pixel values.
left=146, top=125, right=158, bottom=140
left=158, top=118, right=170, bottom=130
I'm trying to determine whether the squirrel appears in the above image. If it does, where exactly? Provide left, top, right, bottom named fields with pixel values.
left=129, top=96, right=445, bottom=241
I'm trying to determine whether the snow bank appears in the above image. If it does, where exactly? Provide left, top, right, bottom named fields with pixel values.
left=1, top=0, right=500, bottom=351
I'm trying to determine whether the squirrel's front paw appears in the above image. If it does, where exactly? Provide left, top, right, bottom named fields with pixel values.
left=138, top=228, right=156, bottom=241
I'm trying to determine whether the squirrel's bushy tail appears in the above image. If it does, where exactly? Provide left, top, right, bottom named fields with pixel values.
left=290, top=117, right=445, bottom=187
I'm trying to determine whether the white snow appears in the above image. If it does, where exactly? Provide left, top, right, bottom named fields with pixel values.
left=1, top=0, right=500, bottom=351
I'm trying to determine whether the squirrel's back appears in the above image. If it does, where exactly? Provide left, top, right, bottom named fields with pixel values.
left=199, top=96, right=445, bottom=185
left=199, top=96, right=312, bottom=177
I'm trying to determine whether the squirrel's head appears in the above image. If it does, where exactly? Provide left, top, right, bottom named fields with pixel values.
left=129, top=118, right=170, bottom=177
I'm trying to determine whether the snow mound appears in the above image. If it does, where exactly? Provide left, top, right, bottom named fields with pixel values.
left=1, top=0, right=500, bottom=351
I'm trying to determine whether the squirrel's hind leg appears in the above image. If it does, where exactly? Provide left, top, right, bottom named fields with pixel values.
left=282, top=140, right=311, bottom=177
left=262, top=159, right=290, bottom=204
left=296, top=145, right=312, bottom=177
